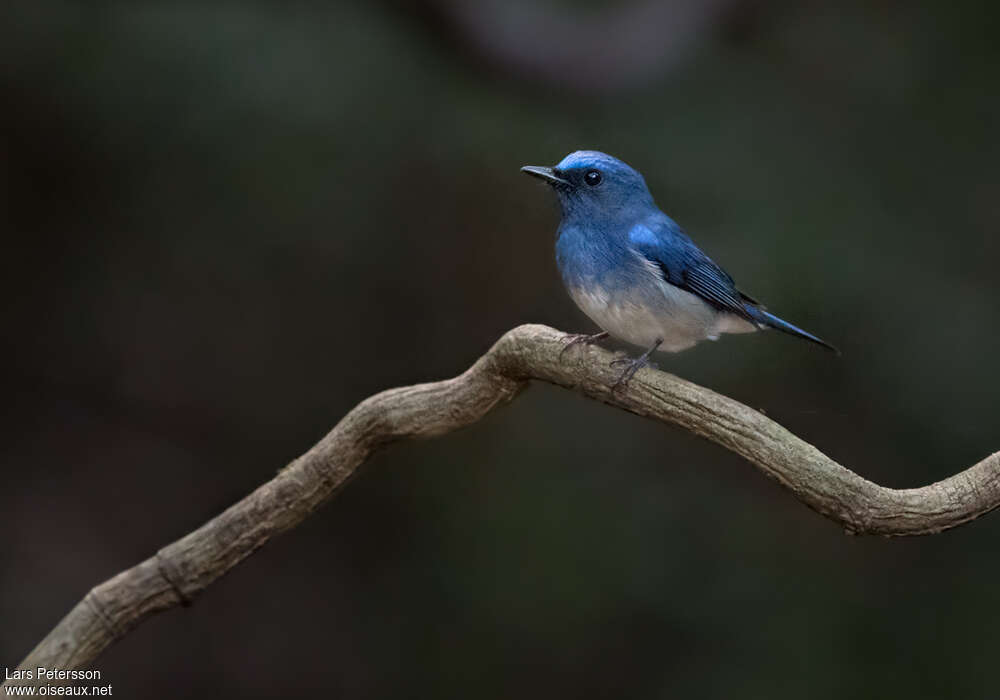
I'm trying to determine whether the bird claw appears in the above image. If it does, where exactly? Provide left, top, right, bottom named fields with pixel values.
left=558, top=331, right=609, bottom=361
left=608, top=338, right=663, bottom=392
left=610, top=356, right=653, bottom=391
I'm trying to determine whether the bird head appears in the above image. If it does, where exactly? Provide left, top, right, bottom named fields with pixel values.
left=521, top=150, right=655, bottom=221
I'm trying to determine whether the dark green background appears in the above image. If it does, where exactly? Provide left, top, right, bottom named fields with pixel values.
left=3, top=1, right=999, bottom=697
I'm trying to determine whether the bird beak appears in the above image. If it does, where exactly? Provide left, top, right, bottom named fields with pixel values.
left=520, top=165, right=571, bottom=187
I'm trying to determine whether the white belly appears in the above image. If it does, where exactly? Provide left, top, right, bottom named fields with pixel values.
left=567, top=282, right=755, bottom=353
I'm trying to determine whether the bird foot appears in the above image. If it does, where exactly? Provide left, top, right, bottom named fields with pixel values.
left=558, top=331, right=610, bottom=361
left=609, top=356, right=656, bottom=391
left=608, top=338, right=663, bottom=392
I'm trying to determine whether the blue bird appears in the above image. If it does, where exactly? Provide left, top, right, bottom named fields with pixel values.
left=521, top=150, right=836, bottom=388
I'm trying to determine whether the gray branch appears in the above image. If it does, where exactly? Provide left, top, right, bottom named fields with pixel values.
left=6, top=324, right=1000, bottom=689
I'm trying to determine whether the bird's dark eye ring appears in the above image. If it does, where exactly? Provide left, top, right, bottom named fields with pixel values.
left=584, top=169, right=602, bottom=186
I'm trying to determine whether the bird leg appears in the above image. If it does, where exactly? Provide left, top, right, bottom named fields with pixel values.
left=609, top=338, right=663, bottom=391
left=558, top=331, right=610, bottom=361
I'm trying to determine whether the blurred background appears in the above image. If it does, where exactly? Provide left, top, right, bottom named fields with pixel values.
left=3, top=0, right=999, bottom=697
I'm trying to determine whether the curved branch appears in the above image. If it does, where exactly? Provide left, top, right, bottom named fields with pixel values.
left=6, top=323, right=1000, bottom=688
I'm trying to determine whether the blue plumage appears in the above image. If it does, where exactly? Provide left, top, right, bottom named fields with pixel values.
left=522, top=150, right=836, bottom=385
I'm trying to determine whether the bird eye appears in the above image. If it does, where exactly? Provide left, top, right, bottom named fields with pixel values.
left=584, top=169, right=602, bottom=186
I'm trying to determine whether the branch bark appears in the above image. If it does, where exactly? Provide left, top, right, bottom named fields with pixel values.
left=6, top=323, right=1000, bottom=688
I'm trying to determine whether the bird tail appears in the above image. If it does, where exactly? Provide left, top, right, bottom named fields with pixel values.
left=744, top=305, right=840, bottom=355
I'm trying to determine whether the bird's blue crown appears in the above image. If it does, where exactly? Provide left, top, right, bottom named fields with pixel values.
left=548, top=151, right=655, bottom=219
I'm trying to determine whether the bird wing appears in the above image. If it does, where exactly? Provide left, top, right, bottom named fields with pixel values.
left=628, top=216, right=840, bottom=352
left=628, top=217, right=758, bottom=322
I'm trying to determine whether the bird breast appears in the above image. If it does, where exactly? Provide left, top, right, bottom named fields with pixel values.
left=556, top=225, right=755, bottom=352
left=565, top=281, right=712, bottom=352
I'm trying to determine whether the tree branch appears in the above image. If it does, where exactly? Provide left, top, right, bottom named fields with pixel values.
left=6, top=323, right=1000, bottom=688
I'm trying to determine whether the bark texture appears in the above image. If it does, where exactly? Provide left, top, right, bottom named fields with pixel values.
left=6, top=324, right=999, bottom=689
